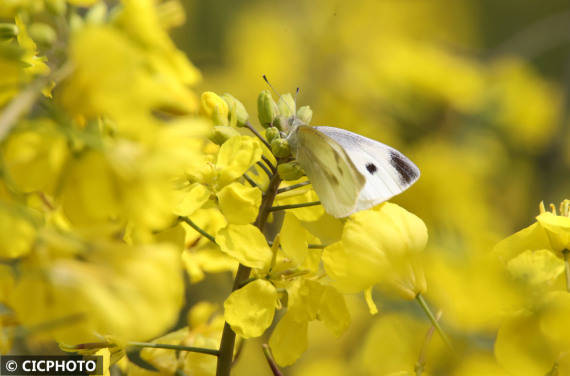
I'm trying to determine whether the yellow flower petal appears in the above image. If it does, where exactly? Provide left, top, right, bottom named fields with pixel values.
left=506, top=249, right=564, bottom=288
left=318, top=286, right=350, bottom=336
left=224, top=279, right=278, bottom=338
left=0, top=205, right=36, bottom=259
left=536, top=212, right=570, bottom=253
left=495, top=310, right=558, bottom=376
left=280, top=213, right=309, bottom=265
left=215, top=224, right=272, bottom=269
left=174, top=183, right=211, bottom=217
left=216, top=136, right=262, bottom=187
left=493, top=222, right=552, bottom=263
left=269, top=312, right=308, bottom=366
left=2, top=119, right=69, bottom=193
left=217, top=182, right=261, bottom=225
left=539, top=291, right=570, bottom=351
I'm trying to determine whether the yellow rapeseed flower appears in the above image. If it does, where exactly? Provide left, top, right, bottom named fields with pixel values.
left=323, top=202, right=427, bottom=299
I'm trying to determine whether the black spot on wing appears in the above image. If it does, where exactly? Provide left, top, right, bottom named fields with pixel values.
left=366, top=163, right=377, bottom=174
left=390, top=151, right=418, bottom=185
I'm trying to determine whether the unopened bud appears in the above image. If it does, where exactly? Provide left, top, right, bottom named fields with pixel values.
left=221, top=93, right=249, bottom=127
left=86, top=2, right=108, bottom=24
left=29, top=23, right=57, bottom=46
left=0, top=23, right=18, bottom=40
left=277, top=93, right=296, bottom=118
left=200, top=91, right=229, bottom=126
left=45, top=0, right=67, bottom=16
left=257, top=90, right=279, bottom=127
left=271, top=138, right=291, bottom=158
left=278, top=161, right=304, bottom=181
left=296, top=105, right=312, bottom=124
left=265, top=127, right=280, bottom=144
left=209, top=126, right=240, bottom=145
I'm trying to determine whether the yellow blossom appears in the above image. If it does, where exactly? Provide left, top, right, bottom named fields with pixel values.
left=323, top=203, right=427, bottom=299
left=224, top=279, right=278, bottom=338
left=10, top=240, right=183, bottom=344
left=0, top=202, right=37, bottom=258
left=280, top=213, right=309, bottom=265
left=200, top=91, right=229, bottom=126
left=217, top=182, right=261, bottom=225
left=215, top=224, right=272, bottom=269
left=1, top=119, right=69, bottom=193
left=216, top=135, right=263, bottom=187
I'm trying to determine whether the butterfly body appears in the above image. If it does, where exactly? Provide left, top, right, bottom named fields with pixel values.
left=287, top=125, right=420, bottom=218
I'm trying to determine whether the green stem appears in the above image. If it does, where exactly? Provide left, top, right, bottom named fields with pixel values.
left=216, top=172, right=282, bottom=376
left=269, top=201, right=321, bottom=212
left=308, top=244, right=327, bottom=249
left=243, top=173, right=260, bottom=189
left=562, top=249, right=570, bottom=292
left=415, top=293, right=453, bottom=352
left=261, top=155, right=276, bottom=172
left=245, top=121, right=271, bottom=150
left=178, top=216, right=216, bottom=244
left=276, top=181, right=310, bottom=194
left=262, top=344, right=283, bottom=376
left=257, top=161, right=273, bottom=179
left=128, top=342, right=219, bottom=357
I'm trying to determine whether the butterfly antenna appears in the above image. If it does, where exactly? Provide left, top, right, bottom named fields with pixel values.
left=294, top=87, right=300, bottom=108
left=262, top=75, right=282, bottom=98
left=263, top=75, right=297, bottom=118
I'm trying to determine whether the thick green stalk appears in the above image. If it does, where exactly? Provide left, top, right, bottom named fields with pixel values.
left=216, top=172, right=282, bottom=376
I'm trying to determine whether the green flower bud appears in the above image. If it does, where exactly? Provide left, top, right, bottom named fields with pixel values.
left=265, top=127, right=280, bottom=144
left=221, top=93, right=249, bottom=127
left=296, top=105, right=312, bottom=124
left=277, top=93, right=296, bottom=118
left=29, top=23, right=57, bottom=47
left=86, top=2, right=108, bottom=24
left=278, top=161, right=305, bottom=181
left=200, top=91, right=229, bottom=126
left=271, top=138, right=291, bottom=158
left=0, top=23, right=18, bottom=40
left=209, top=126, right=241, bottom=145
left=257, top=90, right=279, bottom=127
left=45, top=0, right=67, bottom=16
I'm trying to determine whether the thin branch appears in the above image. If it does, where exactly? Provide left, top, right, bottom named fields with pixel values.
left=262, top=344, right=283, bottom=376
left=178, top=216, right=217, bottom=244
left=277, top=181, right=310, bottom=194
left=269, top=201, right=321, bottom=212
left=128, top=342, right=219, bottom=357
left=308, top=244, right=326, bottom=249
left=415, top=310, right=442, bottom=376
left=416, top=293, right=453, bottom=352
left=257, top=161, right=273, bottom=179
left=245, top=121, right=271, bottom=150
left=261, top=155, right=276, bottom=172
left=243, top=173, right=261, bottom=189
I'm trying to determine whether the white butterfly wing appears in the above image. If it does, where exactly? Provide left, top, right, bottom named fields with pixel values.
left=314, top=126, right=420, bottom=213
left=288, top=125, right=365, bottom=217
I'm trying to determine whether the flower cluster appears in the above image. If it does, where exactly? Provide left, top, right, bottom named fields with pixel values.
left=2, top=1, right=569, bottom=376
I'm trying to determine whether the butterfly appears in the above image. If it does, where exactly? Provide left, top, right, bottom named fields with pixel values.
left=287, top=124, right=420, bottom=218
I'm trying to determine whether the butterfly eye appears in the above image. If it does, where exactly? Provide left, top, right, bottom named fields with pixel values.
left=366, top=163, right=377, bottom=174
